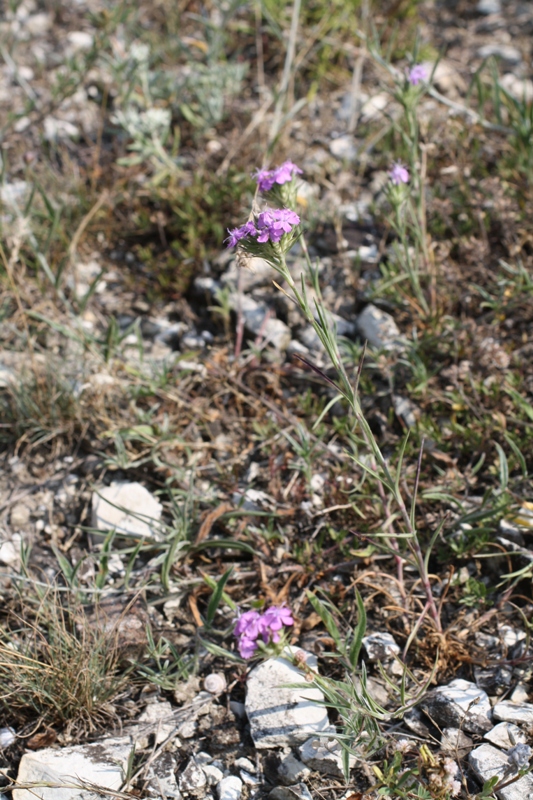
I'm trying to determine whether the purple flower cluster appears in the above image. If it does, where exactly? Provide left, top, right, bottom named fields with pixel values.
left=389, top=162, right=410, bottom=185
left=234, top=606, right=294, bottom=659
left=255, top=161, right=303, bottom=192
left=225, top=208, right=300, bottom=248
left=408, top=64, right=428, bottom=86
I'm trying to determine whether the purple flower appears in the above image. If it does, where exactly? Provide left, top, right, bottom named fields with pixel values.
left=255, top=169, right=276, bottom=192
left=255, top=161, right=303, bottom=192
left=408, top=64, right=428, bottom=86
left=238, top=636, right=259, bottom=659
left=234, top=609, right=263, bottom=640
left=224, top=220, right=258, bottom=248
left=273, top=161, right=303, bottom=185
left=256, top=208, right=300, bottom=244
left=389, top=162, right=410, bottom=185
left=262, top=606, right=294, bottom=631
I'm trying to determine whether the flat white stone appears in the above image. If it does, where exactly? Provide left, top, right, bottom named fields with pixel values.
left=484, top=722, right=527, bottom=749
left=278, top=754, right=310, bottom=785
left=299, top=736, right=355, bottom=778
left=423, top=679, right=492, bottom=733
left=469, top=743, right=533, bottom=800
left=329, top=135, right=357, bottom=162
left=245, top=648, right=330, bottom=748
left=356, top=304, right=404, bottom=352
left=477, top=44, right=522, bottom=65
left=179, top=758, right=206, bottom=796
left=217, top=776, right=242, bottom=800
left=92, top=481, right=163, bottom=539
left=13, top=736, right=134, bottom=800
left=362, top=632, right=400, bottom=662
left=231, top=294, right=291, bottom=351
left=221, top=257, right=274, bottom=292
left=493, top=701, right=533, bottom=725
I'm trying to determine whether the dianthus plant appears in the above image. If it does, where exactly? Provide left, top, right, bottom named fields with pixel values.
left=226, top=162, right=442, bottom=636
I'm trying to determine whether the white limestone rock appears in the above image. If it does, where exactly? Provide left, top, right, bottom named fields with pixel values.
left=231, top=294, right=291, bottom=351
left=245, top=648, right=330, bottom=748
left=469, top=743, right=533, bottom=800
left=92, top=481, right=163, bottom=540
left=145, top=752, right=181, bottom=798
left=493, top=701, right=533, bottom=725
left=217, top=776, right=242, bottom=800
left=13, top=736, right=134, bottom=800
left=356, top=304, right=404, bottom=352
left=484, top=722, right=527, bottom=750
left=179, top=758, right=207, bottom=797
left=278, top=754, right=310, bottom=786
left=362, top=632, right=400, bottom=662
left=421, top=679, right=492, bottom=733
left=299, top=736, right=355, bottom=778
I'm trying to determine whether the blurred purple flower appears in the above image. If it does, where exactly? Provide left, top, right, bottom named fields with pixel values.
left=273, top=161, right=303, bottom=185
left=389, top=162, right=410, bottom=185
left=256, top=169, right=276, bottom=192
left=408, top=64, right=428, bottom=86
left=255, top=161, right=303, bottom=192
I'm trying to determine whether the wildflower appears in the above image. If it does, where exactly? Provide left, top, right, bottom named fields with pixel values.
left=238, top=636, right=259, bottom=659
left=255, top=161, right=303, bottom=192
left=272, top=160, right=303, bottom=185
left=233, top=605, right=294, bottom=658
left=443, top=759, right=459, bottom=777
left=408, top=64, right=428, bottom=86
left=256, top=169, right=276, bottom=192
left=507, top=743, right=532, bottom=770
left=450, top=780, right=462, bottom=796
left=234, top=609, right=263, bottom=640
left=261, top=606, right=294, bottom=642
left=225, top=220, right=258, bottom=248
left=389, top=162, right=410, bottom=185
left=394, top=738, right=411, bottom=753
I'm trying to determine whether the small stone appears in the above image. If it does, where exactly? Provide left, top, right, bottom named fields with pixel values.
left=469, top=743, right=533, bottom=800
left=203, top=765, right=224, bottom=786
left=477, top=44, right=522, bottom=65
left=474, top=665, right=513, bottom=696
left=10, top=504, right=30, bottom=528
left=484, top=722, right=527, bottom=750
left=278, top=754, right=310, bottom=786
left=420, top=679, right=492, bottom=734
left=299, top=737, right=355, bottom=778
left=356, top=304, right=404, bottom=351
left=234, top=758, right=255, bottom=774
left=360, top=92, right=389, bottom=122
left=136, top=701, right=175, bottom=747
left=245, top=648, right=330, bottom=748
left=13, top=736, right=134, bottom=800
left=229, top=701, right=245, bottom=720
left=43, top=117, right=80, bottom=141
left=510, top=685, right=530, bottom=704
left=499, top=74, right=533, bottom=104
left=145, top=752, right=181, bottom=798
left=493, top=701, right=533, bottom=725
left=392, top=396, right=419, bottom=428
left=0, top=728, right=16, bottom=748
left=499, top=626, right=526, bottom=649
left=179, top=758, right=207, bottom=796
left=476, top=0, right=502, bottom=14
left=66, top=31, right=93, bottom=51
left=329, top=135, right=357, bottom=162
left=217, top=775, right=242, bottom=800
left=441, top=728, right=473, bottom=755
left=25, top=12, right=52, bottom=35
left=362, top=632, right=400, bottom=662
left=92, top=481, right=163, bottom=540
left=221, top=257, right=274, bottom=292
left=269, top=785, right=313, bottom=800
left=0, top=535, right=21, bottom=567
left=233, top=294, right=291, bottom=351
